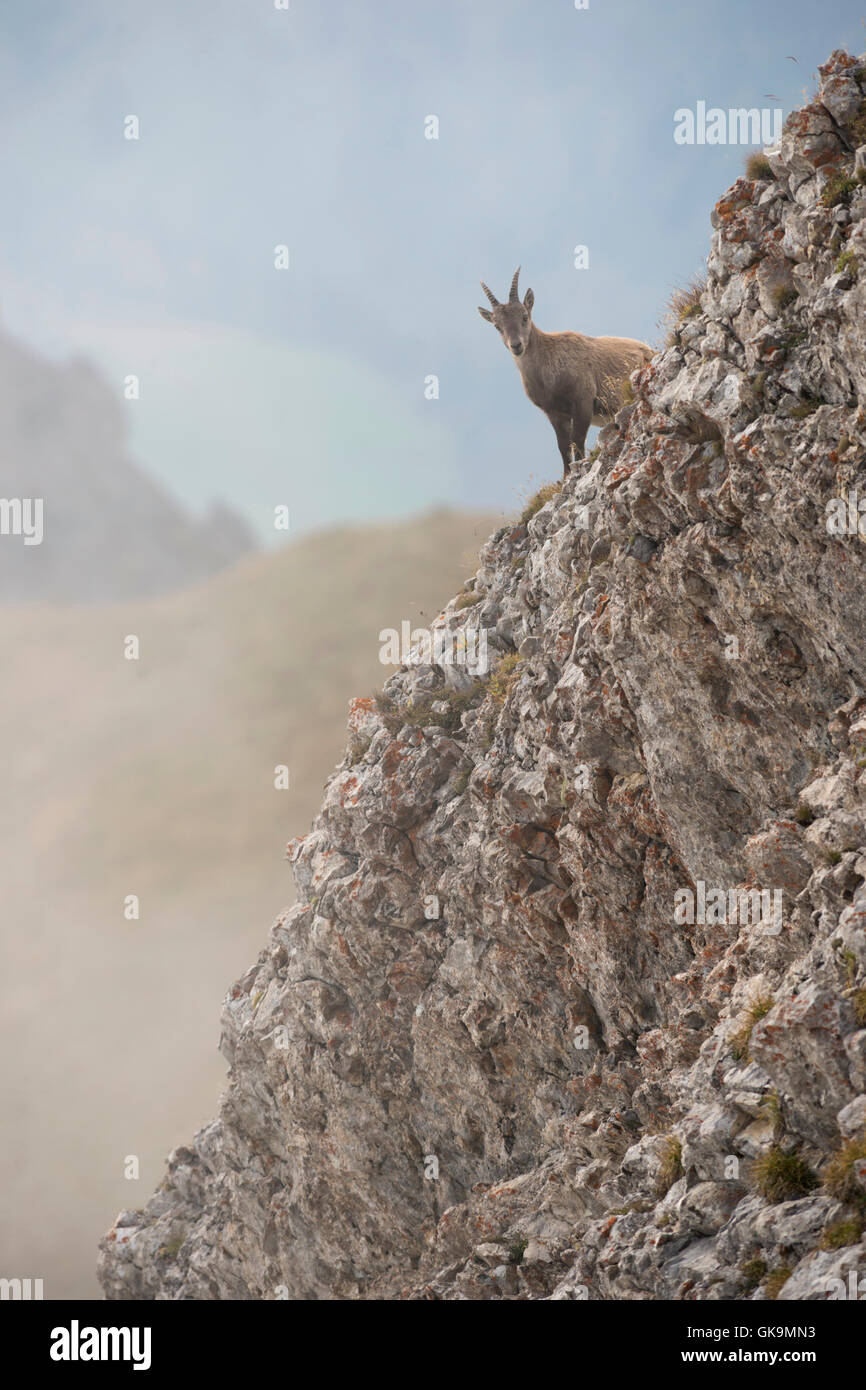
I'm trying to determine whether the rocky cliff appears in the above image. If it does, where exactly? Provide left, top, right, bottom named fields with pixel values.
left=100, top=51, right=866, bottom=1301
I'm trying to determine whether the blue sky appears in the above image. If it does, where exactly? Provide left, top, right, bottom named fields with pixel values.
left=0, top=0, right=864, bottom=539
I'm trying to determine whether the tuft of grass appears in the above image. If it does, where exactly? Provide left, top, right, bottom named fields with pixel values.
left=771, top=284, right=798, bottom=311
left=376, top=652, right=523, bottom=740
left=609, top=1198, right=653, bottom=1217
left=835, top=248, right=859, bottom=278
left=820, top=1217, right=863, bottom=1250
left=479, top=715, right=496, bottom=751
left=507, top=1235, right=528, bottom=1265
left=520, top=482, right=562, bottom=526
left=851, top=102, right=866, bottom=155
left=752, top=1146, right=818, bottom=1203
left=764, top=1265, right=793, bottom=1300
left=746, top=151, right=774, bottom=181
left=784, top=330, right=808, bottom=351
left=823, top=1134, right=866, bottom=1204
left=729, top=994, right=775, bottom=1062
left=849, top=82, right=866, bottom=150
left=840, top=948, right=858, bottom=985
left=347, top=735, right=373, bottom=767
left=789, top=393, right=824, bottom=419
left=760, top=1089, right=784, bottom=1139
left=374, top=690, right=399, bottom=729
left=157, top=1236, right=185, bottom=1259
left=822, top=171, right=859, bottom=208
left=656, top=1136, right=685, bottom=1196
left=488, top=653, right=522, bottom=706
left=374, top=680, right=488, bottom=736
left=662, top=276, right=707, bottom=346
left=794, top=803, right=815, bottom=825
left=853, top=988, right=866, bottom=1026
left=452, top=766, right=472, bottom=796
left=455, top=589, right=482, bottom=610
left=740, top=1257, right=768, bottom=1291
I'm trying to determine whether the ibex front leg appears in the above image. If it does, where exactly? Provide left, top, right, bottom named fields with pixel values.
left=570, top=406, right=592, bottom=469
left=548, top=411, right=575, bottom=476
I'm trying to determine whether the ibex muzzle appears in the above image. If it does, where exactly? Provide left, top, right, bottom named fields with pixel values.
left=478, top=267, right=653, bottom=476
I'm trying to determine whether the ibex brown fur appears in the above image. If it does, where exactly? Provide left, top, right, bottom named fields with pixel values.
left=478, top=267, right=653, bottom=476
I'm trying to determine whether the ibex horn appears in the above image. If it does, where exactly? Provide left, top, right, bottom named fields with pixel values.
left=480, top=281, right=499, bottom=307
left=509, top=266, right=521, bottom=302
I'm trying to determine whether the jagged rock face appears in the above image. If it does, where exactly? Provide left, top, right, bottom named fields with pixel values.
left=100, top=50, right=866, bottom=1301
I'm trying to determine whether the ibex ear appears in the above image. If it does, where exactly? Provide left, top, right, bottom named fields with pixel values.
left=523, top=288, right=534, bottom=312
left=478, top=306, right=495, bottom=323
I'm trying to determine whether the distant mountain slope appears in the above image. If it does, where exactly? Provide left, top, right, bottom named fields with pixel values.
left=0, top=506, right=502, bottom=1297
left=0, top=327, right=256, bottom=600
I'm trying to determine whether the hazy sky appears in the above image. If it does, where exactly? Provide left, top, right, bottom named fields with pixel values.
left=1, top=0, right=863, bottom=539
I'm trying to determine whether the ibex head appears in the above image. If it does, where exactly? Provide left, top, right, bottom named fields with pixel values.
left=478, top=267, right=535, bottom=358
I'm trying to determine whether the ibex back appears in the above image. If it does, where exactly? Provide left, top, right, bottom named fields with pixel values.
left=478, top=267, right=653, bottom=476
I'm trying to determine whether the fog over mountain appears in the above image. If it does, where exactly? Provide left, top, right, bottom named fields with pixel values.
left=0, top=504, right=499, bottom=1298
left=0, top=323, right=256, bottom=601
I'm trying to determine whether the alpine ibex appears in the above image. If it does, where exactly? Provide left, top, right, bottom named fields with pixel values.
left=478, top=267, right=653, bottom=476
